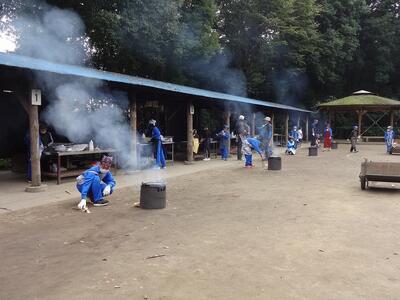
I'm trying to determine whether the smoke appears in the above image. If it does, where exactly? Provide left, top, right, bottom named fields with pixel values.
left=4, top=2, right=139, bottom=168
left=12, top=2, right=91, bottom=64
left=273, top=68, right=309, bottom=107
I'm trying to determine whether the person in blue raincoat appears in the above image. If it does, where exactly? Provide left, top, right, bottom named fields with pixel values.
left=260, top=116, right=273, bottom=159
left=384, top=126, right=395, bottom=154
left=217, top=125, right=230, bottom=161
left=76, top=156, right=116, bottom=210
left=24, top=131, right=44, bottom=182
left=285, top=137, right=296, bottom=155
left=290, top=126, right=299, bottom=149
left=242, top=136, right=263, bottom=167
left=149, top=119, right=166, bottom=168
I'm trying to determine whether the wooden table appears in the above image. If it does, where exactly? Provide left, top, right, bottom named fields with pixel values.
left=42, top=149, right=117, bottom=185
left=137, top=142, right=174, bottom=166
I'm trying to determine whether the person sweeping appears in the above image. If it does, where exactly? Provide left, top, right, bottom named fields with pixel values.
left=76, top=156, right=116, bottom=210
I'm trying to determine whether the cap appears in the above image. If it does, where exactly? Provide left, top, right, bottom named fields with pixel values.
left=239, top=115, right=245, bottom=120
left=101, top=156, right=113, bottom=168
left=388, top=126, right=392, bottom=129
left=264, top=116, right=271, bottom=122
left=224, top=124, right=229, bottom=128
left=149, top=119, right=156, bottom=125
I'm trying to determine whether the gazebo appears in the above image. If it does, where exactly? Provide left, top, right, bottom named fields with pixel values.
left=317, top=90, right=400, bottom=139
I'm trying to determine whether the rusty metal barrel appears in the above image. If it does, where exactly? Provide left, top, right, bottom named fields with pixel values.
left=268, top=156, right=282, bottom=170
left=140, top=182, right=166, bottom=209
left=309, top=147, right=318, bottom=156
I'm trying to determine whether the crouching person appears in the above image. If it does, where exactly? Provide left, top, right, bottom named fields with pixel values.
left=77, top=156, right=116, bottom=210
left=242, top=136, right=263, bottom=168
left=285, top=137, right=296, bottom=155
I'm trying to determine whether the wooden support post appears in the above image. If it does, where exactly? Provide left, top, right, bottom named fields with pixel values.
left=305, top=115, right=309, bottom=142
left=186, top=101, right=194, bottom=162
left=251, top=112, right=256, bottom=136
left=285, top=112, right=289, bottom=144
left=390, top=111, right=394, bottom=128
left=357, top=110, right=363, bottom=136
left=224, top=106, right=231, bottom=154
left=271, top=113, right=275, bottom=141
left=29, top=102, right=41, bottom=186
left=130, top=95, right=137, bottom=168
left=297, top=115, right=300, bottom=128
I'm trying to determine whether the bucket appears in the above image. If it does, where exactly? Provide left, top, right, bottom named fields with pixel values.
left=331, top=142, right=338, bottom=149
left=268, top=157, right=282, bottom=170
left=140, top=181, right=166, bottom=209
left=309, top=147, right=318, bottom=156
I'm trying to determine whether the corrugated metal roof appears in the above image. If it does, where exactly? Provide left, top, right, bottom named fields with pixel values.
left=0, top=52, right=311, bottom=113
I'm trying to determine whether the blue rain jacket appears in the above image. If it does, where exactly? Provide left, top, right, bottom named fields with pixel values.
left=77, top=165, right=116, bottom=200
left=152, top=126, right=166, bottom=167
left=384, top=130, right=395, bottom=145
left=246, top=137, right=262, bottom=154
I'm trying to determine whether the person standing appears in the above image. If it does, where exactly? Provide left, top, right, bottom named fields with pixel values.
left=260, top=116, right=273, bottom=159
left=217, top=125, right=230, bottom=161
left=348, top=125, right=359, bottom=153
left=384, top=126, right=395, bottom=154
left=297, top=127, right=303, bottom=147
left=323, top=123, right=333, bottom=151
left=149, top=119, right=166, bottom=169
left=202, top=127, right=212, bottom=161
left=311, top=119, right=319, bottom=147
left=235, top=115, right=250, bottom=160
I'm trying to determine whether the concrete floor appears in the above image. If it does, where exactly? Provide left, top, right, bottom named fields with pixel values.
left=1, top=144, right=400, bottom=299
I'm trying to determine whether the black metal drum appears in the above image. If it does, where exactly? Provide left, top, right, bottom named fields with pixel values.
left=140, top=182, right=166, bottom=209
left=268, top=156, right=282, bottom=170
left=309, top=147, right=318, bottom=156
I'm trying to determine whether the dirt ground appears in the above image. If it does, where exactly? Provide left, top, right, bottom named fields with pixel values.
left=1, top=144, right=400, bottom=300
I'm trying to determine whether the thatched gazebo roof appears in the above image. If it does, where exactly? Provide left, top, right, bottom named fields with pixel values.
left=318, top=90, right=400, bottom=111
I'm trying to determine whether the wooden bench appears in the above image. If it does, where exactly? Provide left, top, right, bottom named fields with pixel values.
left=361, top=136, right=385, bottom=143
left=359, top=160, right=400, bottom=189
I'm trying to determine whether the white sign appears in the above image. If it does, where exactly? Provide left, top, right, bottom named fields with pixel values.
left=189, top=104, right=195, bottom=115
left=31, top=89, right=42, bottom=106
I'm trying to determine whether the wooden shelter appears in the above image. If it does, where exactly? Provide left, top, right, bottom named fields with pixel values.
left=317, top=90, right=400, bottom=138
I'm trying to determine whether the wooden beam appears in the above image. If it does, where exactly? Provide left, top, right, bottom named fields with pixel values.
left=186, top=101, right=194, bottom=162
left=305, top=115, right=309, bottom=142
left=390, top=111, right=394, bottom=128
left=251, top=112, right=256, bottom=136
left=224, top=106, right=231, bottom=154
left=357, top=110, right=364, bottom=136
left=285, top=112, right=289, bottom=144
left=129, top=94, right=137, bottom=168
left=16, top=94, right=29, bottom=114
left=29, top=102, right=41, bottom=186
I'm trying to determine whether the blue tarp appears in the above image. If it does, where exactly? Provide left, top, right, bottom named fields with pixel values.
left=0, top=52, right=311, bottom=113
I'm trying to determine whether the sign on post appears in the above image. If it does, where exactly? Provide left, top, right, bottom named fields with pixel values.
left=31, top=89, right=41, bottom=106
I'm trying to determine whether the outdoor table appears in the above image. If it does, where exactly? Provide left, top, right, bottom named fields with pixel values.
left=137, top=142, right=174, bottom=166
left=42, top=149, right=117, bottom=185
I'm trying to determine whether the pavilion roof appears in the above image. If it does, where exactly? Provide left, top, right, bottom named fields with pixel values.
left=317, top=93, right=400, bottom=111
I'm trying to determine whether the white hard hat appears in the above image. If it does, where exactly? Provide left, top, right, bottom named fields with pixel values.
left=264, top=116, right=271, bottom=121
left=149, top=119, right=156, bottom=125
left=239, top=115, right=245, bottom=120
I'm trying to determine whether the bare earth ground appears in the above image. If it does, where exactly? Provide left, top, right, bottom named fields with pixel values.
left=1, top=144, right=400, bottom=300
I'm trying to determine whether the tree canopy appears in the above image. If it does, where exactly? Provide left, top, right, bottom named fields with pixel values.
left=1, top=0, right=400, bottom=107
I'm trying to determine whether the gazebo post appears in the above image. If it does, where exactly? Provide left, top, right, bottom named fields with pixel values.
left=297, top=114, right=300, bottom=128
left=271, top=112, right=275, bottom=144
left=390, top=111, right=394, bottom=128
left=357, top=110, right=364, bottom=136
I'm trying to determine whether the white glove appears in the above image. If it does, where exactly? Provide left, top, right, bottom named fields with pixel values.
left=77, top=199, right=87, bottom=211
left=103, top=185, right=111, bottom=196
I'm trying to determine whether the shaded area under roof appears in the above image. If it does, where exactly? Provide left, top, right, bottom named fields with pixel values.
left=318, top=94, right=400, bottom=110
left=0, top=52, right=311, bottom=113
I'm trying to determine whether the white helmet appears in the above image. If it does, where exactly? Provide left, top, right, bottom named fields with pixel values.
left=239, top=115, right=245, bottom=120
left=264, top=116, right=271, bottom=122
left=149, top=119, right=156, bottom=125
